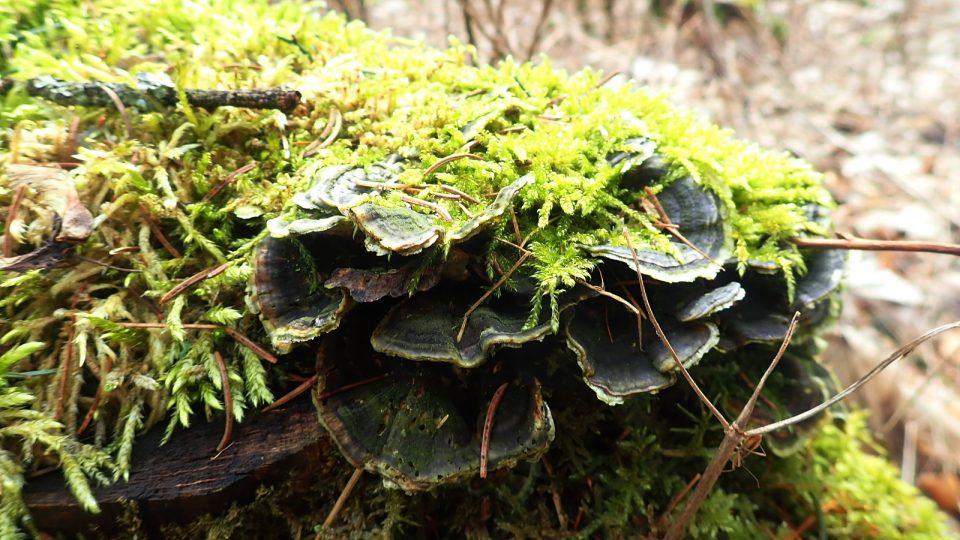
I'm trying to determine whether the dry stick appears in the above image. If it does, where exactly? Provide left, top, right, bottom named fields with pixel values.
left=321, top=468, right=364, bottom=531
left=398, top=194, right=452, bottom=222
left=98, top=83, right=133, bottom=139
left=593, top=70, right=623, bottom=89
left=63, top=116, right=81, bottom=162
left=201, top=162, right=258, bottom=203
left=480, top=382, right=509, bottom=479
left=54, top=312, right=78, bottom=422
left=222, top=326, right=278, bottom=364
left=315, top=374, right=390, bottom=402
left=746, top=320, right=960, bottom=437
left=158, top=262, right=229, bottom=305
left=440, top=184, right=479, bottom=204
left=791, top=236, right=960, bottom=257
left=525, top=0, right=555, bottom=61
left=422, top=153, right=482, bottom=179
left=575, top=279, right=641, bottom=317
left=625, top=230, right=728, bottom=429
left=138, top=202, right=181, bottom=258
left=119, top=322, right=217, bottom=329
left=304, top=108, right=342, bottom=157
left=261, top=374, right=319, bottom=413
left=76, top=355, right=113, bottom=436
left=663, top=312, right=801, bottom=540
left=644, top=187, right=723, bottom=268
left=117, top=322, right=277, bottom=363
left=659, top=473, right=703, bottom=528
left=213, top=352, right=233, bottom=453
left=457, top=251, right=531, bottom=342
left=508, top=207, right=523, bottom=246
left=2, top=184, right=27, bottom=257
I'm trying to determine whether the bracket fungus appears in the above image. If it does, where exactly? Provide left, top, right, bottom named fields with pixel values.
left=245, top=136, right=846, bottom=491
left=315, top=332, right=554, bottom=491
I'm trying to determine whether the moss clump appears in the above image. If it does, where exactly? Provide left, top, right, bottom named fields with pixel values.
left=0, top=0, right=954, bottom=537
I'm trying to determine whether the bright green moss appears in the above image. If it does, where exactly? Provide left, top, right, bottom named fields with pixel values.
left=0, top=1, right=952, bottom=538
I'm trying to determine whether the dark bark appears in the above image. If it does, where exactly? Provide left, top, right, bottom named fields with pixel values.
left=16, top=74, right=301, bottom=112
left=24, top=399, right=330, bottom=536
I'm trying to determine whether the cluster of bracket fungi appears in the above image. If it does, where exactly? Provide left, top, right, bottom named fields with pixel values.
left=249, top=139, right=845, bottom=491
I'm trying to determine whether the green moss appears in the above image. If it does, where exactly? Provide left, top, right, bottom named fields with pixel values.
left=0, top=0, right=952, bottom=537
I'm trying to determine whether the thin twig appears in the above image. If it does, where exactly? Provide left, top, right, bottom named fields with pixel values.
left=480, top=382, right=509, bottom=478
left=98, top=83, right=133, bottom=139
left=663, top=313, right=801, bottom=540
left=76, top=355, right=113, bottom=436
left=791, top=236, right=960, bottom=257
left=644, top=187, right=722, bottom=268
left=304, top=108, right=342, bottom=157
left=201, top=162, right=258, bottom=203
left=119, top=322, right=218, bottom=329
left=422, top=153, right=482, bottom=179
left=316, top=374, right=389, bottom=402
left=3, top=184, right=27, bottom=258
left=54, top=307, right=78, bottom=422
left=321, top=468, right=364, bottom=532
left=575, top=279, right=641, bottom=316
left=138, top=202, right=181, bottom=258
left=440, top=184, right=479, bottom=204
left=222, top=326, right=278, bottom=364
left=398, top=194, right=452, bottom=222
left=261, top=374, right=319, bottom=413
left=158, top=263, right=229, bottom=305
left=525, top=0, right=555, bottom=60
left=214, top=351, right=233, bottom=453
left=747, top=320, right=960, bottom=437
left=625, top=229, right=728, bottom=429
left=457, top=252, right=531, bottom=342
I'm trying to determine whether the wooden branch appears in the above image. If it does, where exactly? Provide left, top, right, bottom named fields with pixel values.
left=25, top=399, right=329, bottom=535
left=791, top=236, right=960, bottom=257
left=663, top=312, right=801, bottom=540
left=21, top=75, right=301, bottom=113
left=747, top=320, right=960, bottom=437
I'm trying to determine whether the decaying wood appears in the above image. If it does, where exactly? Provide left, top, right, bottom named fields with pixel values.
left=7, top=75, right=301, bottom=113
left=24, top=399, right=329, bottom=535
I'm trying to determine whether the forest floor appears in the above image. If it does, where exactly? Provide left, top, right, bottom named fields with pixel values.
left=335, top=0, right=960, bottom=518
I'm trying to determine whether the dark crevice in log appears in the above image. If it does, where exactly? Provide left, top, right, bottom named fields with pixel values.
left=24, top=399, right=330, bottom=536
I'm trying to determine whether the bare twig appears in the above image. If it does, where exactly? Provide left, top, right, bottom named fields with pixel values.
left=663, top=312, right=801, bottom=540
left=398, top=194, right=452, bottom=222
left=261, top=374, right=319, bottom=413
left=321, top=468, right=364, bottom=531
left=422, top=153, right=482, bottom=179
left=213, top=351, right=233, bottom=453
left=791, top=236, right=960, bottom=257
left=98, top=83, right=133, bottom=139
left=316, top=374, right=389, bottom=402
left=747, top=320, right=960, bottom=437
left=457, top=252, right=531, bottom=342
left=76, top=355, right=113, bottom=436
left=158, top=263, right=228, bottom=305
left=2, top=184, right=27, bottom=258
left=440, top=184, right=480, bottom=204
left=138, top=202, right=181, bottom=258
left=304, top=108, right=342, bottom=157
left=526, top=0, right=555, bottom=61
left=625, top=230, right=728, bottom=429
left=480, top=382, right=509, bottom=478
left=201, top=162, right=258, bottom=202
left=26, top=76, right=301, bottom=112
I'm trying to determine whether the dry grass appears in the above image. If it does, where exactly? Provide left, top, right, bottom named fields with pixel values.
left=334, top=0, right=960, bottom=517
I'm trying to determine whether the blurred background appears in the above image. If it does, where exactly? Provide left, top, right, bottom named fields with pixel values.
left=328, top=0, right=960, bottom=518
